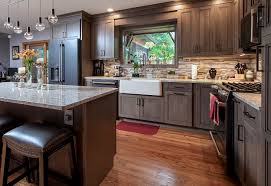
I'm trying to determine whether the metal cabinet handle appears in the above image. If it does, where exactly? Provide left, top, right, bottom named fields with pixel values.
left=244, top=111, right=256, bottom=120
left=174, top=92, right=186, bottom=96
left=238, top=125, right=244, bottom=141
left=141, top=98, right=144, bottom=107
left=257, top=5, right=264, bottom=28
left=136, top=98, right=139, bottom=106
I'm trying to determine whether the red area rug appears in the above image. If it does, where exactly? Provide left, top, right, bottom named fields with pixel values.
left=117, top=121, right=159, bottom=135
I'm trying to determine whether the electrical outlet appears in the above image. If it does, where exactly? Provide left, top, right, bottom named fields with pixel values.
left=64, top=110, right=73, bottom=126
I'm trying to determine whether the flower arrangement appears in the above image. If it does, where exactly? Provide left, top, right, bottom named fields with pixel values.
left=17, top=49, right=37, bottom=73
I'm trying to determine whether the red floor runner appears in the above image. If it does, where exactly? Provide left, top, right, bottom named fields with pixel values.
left=117, top=121, right=159, bottom=135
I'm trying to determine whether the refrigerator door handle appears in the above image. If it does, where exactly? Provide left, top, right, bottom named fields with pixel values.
left=61, top=43, right=65, bottom=83
left=59, top=44, right=62, bottom=83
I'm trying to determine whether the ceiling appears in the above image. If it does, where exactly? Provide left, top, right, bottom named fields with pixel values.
left=0, top=0, right=172, bottom=34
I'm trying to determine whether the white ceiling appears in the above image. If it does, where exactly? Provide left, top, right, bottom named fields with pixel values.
left=0, top=0, right=172, bottom=34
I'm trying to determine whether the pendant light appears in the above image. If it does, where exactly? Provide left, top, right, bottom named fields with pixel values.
left=24, top=0, right=33, bottom=40
left=13, top=3, right=23, bottom=34
left=48, top=0, right=58, bottom=24
left=4, top=5, right=13, bottom=30
left=35, top=0, right=45, bottom=31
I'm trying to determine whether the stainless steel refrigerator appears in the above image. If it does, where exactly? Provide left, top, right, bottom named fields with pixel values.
left=48, top=39, right=80, bottom=85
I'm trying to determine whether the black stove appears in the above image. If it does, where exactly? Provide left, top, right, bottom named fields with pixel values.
left=221, top=82, right=261, bottom=93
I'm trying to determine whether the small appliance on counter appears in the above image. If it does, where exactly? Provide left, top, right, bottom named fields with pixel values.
left=191, top=64, right=198, bottom=80
left=93, top=61, right=104, bottom=76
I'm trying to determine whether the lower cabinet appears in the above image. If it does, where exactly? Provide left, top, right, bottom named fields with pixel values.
left=119, top=94, right=164, bottom=123
left=234, top=98, right=261, bottom=186
left=164, top=91, right=192, bottom=127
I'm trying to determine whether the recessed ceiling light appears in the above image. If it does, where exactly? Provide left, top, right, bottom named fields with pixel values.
left=107, top=8, right=114, bottom=12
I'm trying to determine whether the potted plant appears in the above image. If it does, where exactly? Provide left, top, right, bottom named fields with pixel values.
left=128, top=54, right=140, bottom=77
left=18, top=49, right=37, bottom=84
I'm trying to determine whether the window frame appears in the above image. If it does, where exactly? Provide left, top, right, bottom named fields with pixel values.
left=120, top=23, right=178, bottom=68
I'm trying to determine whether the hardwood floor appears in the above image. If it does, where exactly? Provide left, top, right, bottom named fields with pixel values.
left=15, top=126, right=238, bottom=186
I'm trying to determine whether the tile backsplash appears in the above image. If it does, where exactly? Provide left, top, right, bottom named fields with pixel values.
left=104, top=56, right=261, bottom=81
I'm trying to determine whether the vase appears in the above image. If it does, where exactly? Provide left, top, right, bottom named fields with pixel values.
left=26, top=66, right=32, bottom=86
left=209, top=68, right=217, bottom=79
left=36, top=67, right=44, bottom=89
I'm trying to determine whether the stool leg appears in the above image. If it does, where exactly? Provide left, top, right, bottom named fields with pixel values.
left=24, top=157, right=32, bottom=183
left=39, top=155, right=48, bottom=186
left=70, top=137, right=78, bottom=185
left=0, top=142, right=10, bottom=186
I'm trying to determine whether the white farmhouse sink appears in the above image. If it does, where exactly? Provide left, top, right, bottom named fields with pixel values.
left=119, top=79, right=163, bottom=96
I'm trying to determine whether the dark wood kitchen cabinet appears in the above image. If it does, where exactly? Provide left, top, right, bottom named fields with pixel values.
left=119, top=94, right=164, bottom=123
left=91, top=20, right=119, bottom=60
left=178, top=2, right=233, bottom=57
left=164, top=83, right=192, bottom=127
left=164, top=91, right=192, bottom=127
left=213, top=3, right=234, bottom=54
left=193, top=84, right=214, bottom=130
left=234, top=98, right=261, bottom=186
left=51, top=18, right=81, bottom=39
left=140, top=96, right=164, bottom=123
left=262, top=0, right=271, bottom=37
left=119, top=94, right=140, bottom=119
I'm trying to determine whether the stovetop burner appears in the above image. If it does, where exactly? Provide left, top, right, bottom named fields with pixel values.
left=222, top=82, right=261, bottom=93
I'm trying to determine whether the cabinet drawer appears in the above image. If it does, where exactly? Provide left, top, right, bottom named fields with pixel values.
left=243, top=104, right=259, bottom=129
left=165, top=83, right=192, bottom=92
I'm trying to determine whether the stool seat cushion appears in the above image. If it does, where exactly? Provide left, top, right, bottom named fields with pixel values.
left=3, top=123, right=73, bottom=157
left=0, top=115, right=20, bottom=135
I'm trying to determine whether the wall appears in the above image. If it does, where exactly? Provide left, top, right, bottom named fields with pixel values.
left=0, top=34, right=10, bottom=69
left=104, top=56, right=260, bottom=80
left=9, top=28, right=50, bottom=68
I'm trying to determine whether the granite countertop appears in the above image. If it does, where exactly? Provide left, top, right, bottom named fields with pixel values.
left=0, top=82, right=118, bottom=111
left=233, top=92, right=261, bottom=110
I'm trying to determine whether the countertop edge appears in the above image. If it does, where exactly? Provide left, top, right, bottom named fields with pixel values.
left=233, top=92, right=261, bottom=110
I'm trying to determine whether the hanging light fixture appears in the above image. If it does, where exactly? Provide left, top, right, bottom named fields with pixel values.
left=24, top=0, right=33, bottom=40
left=35, top=0, right=45, bottom=31
left=4, top=5, right=13, bottom=30
left=13, top=2, right=23, bottom=34
left=48, top=0, right=58, bottom=24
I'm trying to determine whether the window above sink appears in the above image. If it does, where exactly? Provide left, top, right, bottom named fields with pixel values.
left=121, top=24, right=177, bottom=67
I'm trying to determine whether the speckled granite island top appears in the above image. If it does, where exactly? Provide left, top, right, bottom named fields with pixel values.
left=0, top=82, right=118, bottom=111
left=233, top=92, right=261, bottom=110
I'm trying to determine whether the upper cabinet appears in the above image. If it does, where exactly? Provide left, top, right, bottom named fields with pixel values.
left=213, top=3, right=234, bottom=54
left=178, top=2, right=234, bottom=57
left=91, top=20, right=119, bottom=60
left=51, top=19, right=81, bottom=40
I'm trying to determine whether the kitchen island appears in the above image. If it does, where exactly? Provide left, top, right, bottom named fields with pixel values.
left=0, top=82, right=118, bottom=186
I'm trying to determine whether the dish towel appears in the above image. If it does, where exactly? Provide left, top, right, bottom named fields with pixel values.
left=209, top=93, right=220, bottom=125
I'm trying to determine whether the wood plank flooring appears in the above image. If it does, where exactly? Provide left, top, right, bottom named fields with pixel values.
left=15, top=126, right=238, bottom=186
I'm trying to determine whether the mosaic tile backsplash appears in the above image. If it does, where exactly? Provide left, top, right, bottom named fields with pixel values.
left=103, top=57, right=261, bottom=81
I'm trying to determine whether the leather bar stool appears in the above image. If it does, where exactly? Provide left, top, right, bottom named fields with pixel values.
left=0, top=123, right=77, bottom=186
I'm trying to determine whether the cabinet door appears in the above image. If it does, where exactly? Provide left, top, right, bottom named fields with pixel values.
left=66, top=20, right=81, bottom=39
left=165, top=91, right=192, bottom=127
left=119, top=94, right=140, bottom=119
left=234, top=100, right=245, bottom=184
left=244, top=120, right=258, bottom=186
left=214, top=3, right=233, bottom=54
left=177, top=8, right=198, bottom=57
left=140, top=96, right=164, bottom=123
left=52, top=24, right=66, bottom=39
left=104, top=20, right=115, bottom=59
left=262, top=0, right=271, bottom=37
left=198, top=6, right=213, bottom=55
left=93, top=22, right=106, bottom=59
left=243, top=0, right=251, bottom=17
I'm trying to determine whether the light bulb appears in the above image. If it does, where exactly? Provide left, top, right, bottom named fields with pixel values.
left=48, top=9, right=58, bottom=24
left=35, top=17, right=45, bottom=31
left=24, top=27, right=33, bottom=40
left=14, top=21, right=23, bottom=34
left=4, top=17, right=13, bottom=30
